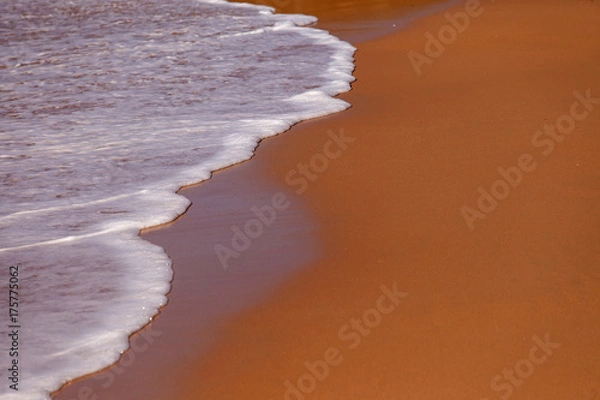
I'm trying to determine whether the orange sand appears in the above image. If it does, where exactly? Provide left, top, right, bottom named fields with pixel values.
left=53, top=1, right=600, bottom=399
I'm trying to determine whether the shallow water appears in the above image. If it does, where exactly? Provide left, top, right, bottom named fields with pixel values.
left=0, top=0, right=355, bottom=398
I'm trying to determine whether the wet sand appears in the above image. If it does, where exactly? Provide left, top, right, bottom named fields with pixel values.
left=53, top=0, right=600, bottom=399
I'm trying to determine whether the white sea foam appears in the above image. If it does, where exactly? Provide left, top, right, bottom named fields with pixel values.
left=0, top=0, right=355, bottom=398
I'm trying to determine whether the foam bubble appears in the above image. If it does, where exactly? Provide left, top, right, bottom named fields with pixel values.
left=0, top=0, right=355, bottom=398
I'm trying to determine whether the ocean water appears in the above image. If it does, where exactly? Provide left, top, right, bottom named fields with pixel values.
left=0, top=0, right=355, bottom=398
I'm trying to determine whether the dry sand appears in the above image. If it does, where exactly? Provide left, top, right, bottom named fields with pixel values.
left=54, top=0, right=600, bottom=399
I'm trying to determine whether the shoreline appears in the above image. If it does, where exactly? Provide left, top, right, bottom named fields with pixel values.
left=50, top=1, right=446, bottom=399
left=53, top=0, right=600, bottom=399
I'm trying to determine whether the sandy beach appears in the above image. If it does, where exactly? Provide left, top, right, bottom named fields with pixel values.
left=53, top=0, right=600, bottom=399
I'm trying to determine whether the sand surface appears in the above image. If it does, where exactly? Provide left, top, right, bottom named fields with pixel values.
left=54, top=1, right=600, bottom=399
